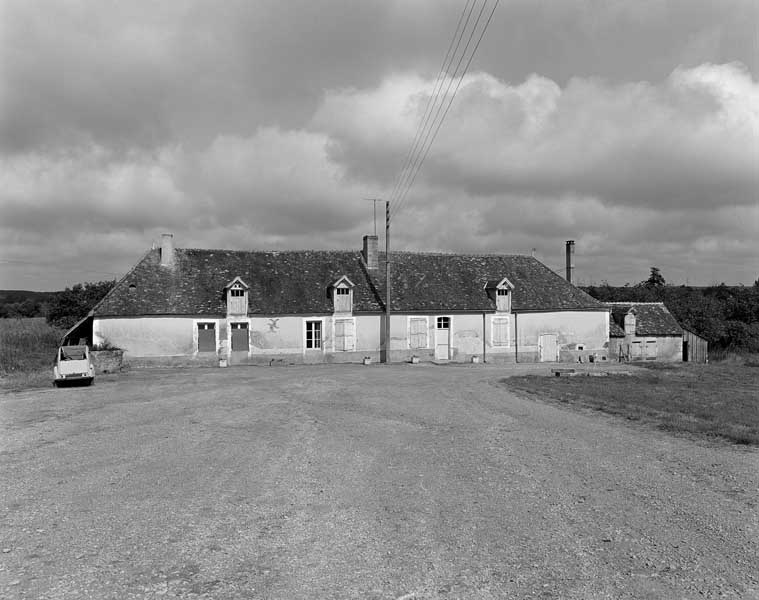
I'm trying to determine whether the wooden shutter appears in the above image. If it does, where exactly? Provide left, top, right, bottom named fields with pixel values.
left=492, top=317, right=509, bottom=346
left=409, top=317, right=428, bottom=349
left=231, top=323, right=249, bottom=351
left=197, top=323, right=215, bottom=352
left=334, top=288, right=352, bottom=313
left=335, top=318, right=355, bottom=351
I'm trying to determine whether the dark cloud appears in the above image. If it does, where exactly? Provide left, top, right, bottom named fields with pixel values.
left=0, top=0, right=757, bottom=289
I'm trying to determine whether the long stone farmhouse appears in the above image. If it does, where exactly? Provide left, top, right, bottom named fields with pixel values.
left=71, top=234, right=615, bottom=366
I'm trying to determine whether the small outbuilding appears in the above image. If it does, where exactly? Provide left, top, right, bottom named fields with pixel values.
left=607, top=302, right=683, bottom=362
left=682, top=328, right=708, bottom=363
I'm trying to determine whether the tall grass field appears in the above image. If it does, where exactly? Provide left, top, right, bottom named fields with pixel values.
left=0, top=318, right=63, bottom=389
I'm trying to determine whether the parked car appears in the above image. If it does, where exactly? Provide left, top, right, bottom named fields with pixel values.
left=53, top=345, right=94, bottom=387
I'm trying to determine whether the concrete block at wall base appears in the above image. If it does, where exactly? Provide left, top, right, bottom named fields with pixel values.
left=91, top=350, right=125, bottom=374
left=125, top=354, right=219, bottom=369
left=560, top=350, right=609, bottom=364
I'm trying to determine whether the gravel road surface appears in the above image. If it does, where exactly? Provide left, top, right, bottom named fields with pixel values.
left=1, top=364, right=757, bottom=599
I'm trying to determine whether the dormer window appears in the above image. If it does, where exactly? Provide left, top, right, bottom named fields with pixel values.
left=225, top=277, right=250, bottom=316
left=330, top=276, right=355, bottom=314
left=496, top=288, right=510, bottom=312
left=485, top=277, right=515, bottom=313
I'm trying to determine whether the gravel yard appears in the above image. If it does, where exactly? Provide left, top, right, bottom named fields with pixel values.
left=1, top=364, right=757, bottom=599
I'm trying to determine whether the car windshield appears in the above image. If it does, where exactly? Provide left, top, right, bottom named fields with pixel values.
left=61, top=347, right=87, bottom=360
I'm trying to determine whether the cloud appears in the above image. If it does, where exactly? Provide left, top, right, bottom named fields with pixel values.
left=315, top=63, right=759, bottom=211
left=0, top=1, right=756, bottom=288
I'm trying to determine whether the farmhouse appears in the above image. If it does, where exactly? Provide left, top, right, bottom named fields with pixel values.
left=71, top=234, right=611, bottom=366
left=607, top=302, right=684, bottom=362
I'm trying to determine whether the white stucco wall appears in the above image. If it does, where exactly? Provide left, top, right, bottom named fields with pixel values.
left=94, top=317, right=201, bottom=357
left=95, top=310, right=610, bottom=364
left=515, top=310, right=609, bottom=356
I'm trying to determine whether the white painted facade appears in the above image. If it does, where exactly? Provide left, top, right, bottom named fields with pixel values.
left=95, top=308, right=609, bottom=364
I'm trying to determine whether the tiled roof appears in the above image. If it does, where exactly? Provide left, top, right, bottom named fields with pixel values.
left=606, top=302, right=683, bottom=337
left=94, top=248, right=605, bottom=317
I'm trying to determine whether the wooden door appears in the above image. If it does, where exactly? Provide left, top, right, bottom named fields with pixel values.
left=538, top=333, right=557, bottom=362
left=231, top=322, right=249, bottom=352
left=197, top=323, right=215, bottom=352
left=435, top=317, right=450, bottom=360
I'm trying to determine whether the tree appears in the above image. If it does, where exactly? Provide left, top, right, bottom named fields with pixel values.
left=47, top=280, right=115, bottom=329
left=644, top=267, right=665, bottom=288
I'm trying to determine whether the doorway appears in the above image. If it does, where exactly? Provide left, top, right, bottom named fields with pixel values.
left=435, top=316, right=450, bottom=360
left=538, top=333, right=558, bottom=362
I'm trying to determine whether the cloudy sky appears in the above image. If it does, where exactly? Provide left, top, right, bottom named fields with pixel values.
left=1, top=0, right=757, bottom=290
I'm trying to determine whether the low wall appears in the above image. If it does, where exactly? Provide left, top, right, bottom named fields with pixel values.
left=91, top=350, right=125, bottom=374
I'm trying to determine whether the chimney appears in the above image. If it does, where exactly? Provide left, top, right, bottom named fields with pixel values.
left=362, top=235, right=378, bottom=270
left=565, top=240, right=575, bottom=283
left=160, top=233, right=175, bottom=267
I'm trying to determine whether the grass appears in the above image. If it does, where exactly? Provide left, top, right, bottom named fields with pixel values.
left=505, top=361, right=759, bottom=446
left=0, top=317, right=63, bottom=390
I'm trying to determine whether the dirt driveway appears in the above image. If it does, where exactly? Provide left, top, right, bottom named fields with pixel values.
left=1, top=364, right=757, bottom=599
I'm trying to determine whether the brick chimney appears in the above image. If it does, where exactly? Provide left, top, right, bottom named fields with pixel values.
left=565, top=240, right=575, bottom=283
left=160, top=233, right=175, bottom=267
left=362, top=235, right=378, bottom=270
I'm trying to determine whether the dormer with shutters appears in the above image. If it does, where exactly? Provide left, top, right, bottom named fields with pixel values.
left=330, top=275, right=355, bottom=314
left=225, top=277, right=250, bottom=316
left=624, top=309, right=637, bottom=336
left=484, top=277, right=515, bottom=313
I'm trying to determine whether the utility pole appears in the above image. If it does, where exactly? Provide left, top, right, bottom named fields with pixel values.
left=385, top=200, right=391, bottom=364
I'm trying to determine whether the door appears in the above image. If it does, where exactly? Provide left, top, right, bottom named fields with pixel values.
left=231, top=322, right=249, bottom=352
left=197, top=323, right=215, bottom=352
left=435, top=317, right=450, bottom=360
left=538, top=333, right=557, bottom=362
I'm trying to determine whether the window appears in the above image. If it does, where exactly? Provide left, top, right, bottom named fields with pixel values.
left=492, top=316, right=509, bottom=347
left=436, top=316, right=450, bottom=329
left=333, top=286, right=352, bottom=313
left=197, top=322, right=216, bottom=352
left=409, top=317, right=428, bottom=349
left=334, top=318, right=355, bottom=351
left=227, top=282, right=248, bottom=316
left=496, top=288, right=510, bottom=312
left=306, top=320, right=322, bottom=349
left=231, top=322, right=249, bottom=351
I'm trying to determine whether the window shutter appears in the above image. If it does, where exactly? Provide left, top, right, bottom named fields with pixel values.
left=409, top=318, right=428, bottom=349
left=335, top=318, right=355, bottom=351
left=492, top=317, right=509, bottom=346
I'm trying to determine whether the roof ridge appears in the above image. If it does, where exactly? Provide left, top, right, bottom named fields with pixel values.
left=176, top=247, right=531, bottom=258
left=386, top=250, right=530, bottom=257
left=605, top=301, right=665, bottom=305
left=180, top=248, right=360, bottom=253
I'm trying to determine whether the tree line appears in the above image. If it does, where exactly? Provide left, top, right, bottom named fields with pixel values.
left=0, top=281, right=115, bottom=329
left=583, top=268, right=759, bottom=352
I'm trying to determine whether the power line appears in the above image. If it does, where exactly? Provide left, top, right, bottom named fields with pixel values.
left=390, top=0, right=500, bottom=223
left=387, top=0, right=476, bottom=208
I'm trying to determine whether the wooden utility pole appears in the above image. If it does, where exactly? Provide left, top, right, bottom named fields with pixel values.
left=384, top=200, right=391, bottom=363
